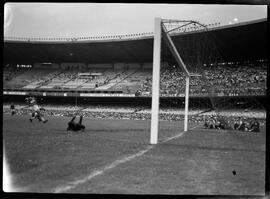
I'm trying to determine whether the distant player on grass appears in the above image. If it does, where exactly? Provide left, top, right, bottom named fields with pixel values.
left=67, top=114, right=85, bottom=132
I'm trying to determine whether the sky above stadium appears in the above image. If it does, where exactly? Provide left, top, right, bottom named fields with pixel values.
left=4, top=3, right=267, bottom=38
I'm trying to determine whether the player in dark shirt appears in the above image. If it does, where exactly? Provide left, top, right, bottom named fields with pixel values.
left=67, top=115, right=85, bottom=132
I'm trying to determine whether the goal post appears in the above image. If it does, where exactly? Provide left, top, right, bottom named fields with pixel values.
left=150, top=18, right=162, bottom=144
left=150, top=17, right=236, bottom=145
left=150, top=18, right=192, bottom=144
left=184, top=76, right=190, bottom=132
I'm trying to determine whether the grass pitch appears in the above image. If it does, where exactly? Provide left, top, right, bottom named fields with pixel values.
left=3, top=114, right=265, bottom=194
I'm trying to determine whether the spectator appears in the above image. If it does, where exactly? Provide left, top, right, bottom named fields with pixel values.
left=237, top=119, right=246, bottom=131
left=249, top=119, right=260, bottom=132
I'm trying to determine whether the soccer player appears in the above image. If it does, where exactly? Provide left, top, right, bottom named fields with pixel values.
left=10, top=102, right=16, bottom=116
left=36, top=107, right=47, bottom=123
left=26, top=97, right=48, bottom=123
left=67, top=115, right=85, bottom=132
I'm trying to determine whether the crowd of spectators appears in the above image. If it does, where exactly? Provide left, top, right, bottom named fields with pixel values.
left=203, top=115, right=261, bottom=132
left=160, top=66, right=185, bottom=96
left=203, top=62, right=266, bottom=96
left=140, top=61, right=267, bottom=97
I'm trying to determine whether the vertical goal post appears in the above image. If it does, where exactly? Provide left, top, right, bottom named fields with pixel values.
left=150, top=18, right=162, bottom=145
left=150, top=18, right=202, bottom=144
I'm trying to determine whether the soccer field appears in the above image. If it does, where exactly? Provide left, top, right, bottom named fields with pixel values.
left=3, top=114, right=265, bottom=195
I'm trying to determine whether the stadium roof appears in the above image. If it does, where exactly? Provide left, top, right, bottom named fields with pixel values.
left=4, top=18, right=267, bottom=64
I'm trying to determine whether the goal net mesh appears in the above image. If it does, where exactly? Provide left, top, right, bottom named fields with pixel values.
left=158, top=20, right=228, bottom=131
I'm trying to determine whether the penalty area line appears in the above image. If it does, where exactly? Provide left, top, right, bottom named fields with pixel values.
left=54, top=125, right=198, bottom=193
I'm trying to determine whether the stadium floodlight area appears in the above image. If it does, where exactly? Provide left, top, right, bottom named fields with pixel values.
left=150, top=18, right=209, bottom=144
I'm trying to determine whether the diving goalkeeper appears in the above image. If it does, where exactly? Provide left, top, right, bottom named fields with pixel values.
left=67, top=115, right=85, bottom=132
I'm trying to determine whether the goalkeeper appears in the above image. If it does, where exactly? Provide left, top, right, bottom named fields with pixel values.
left=67, top=115, right=85, bottom=132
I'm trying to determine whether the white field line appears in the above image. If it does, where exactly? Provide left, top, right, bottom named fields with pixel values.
left=53, top=145, right=154, bottom=193
left=53, top=125, right=198, bottom=193
left=160, top=125, right=198, bottom=143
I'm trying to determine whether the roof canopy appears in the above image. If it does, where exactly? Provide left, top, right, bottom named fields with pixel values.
left=4, top=18, right=267, bottom=64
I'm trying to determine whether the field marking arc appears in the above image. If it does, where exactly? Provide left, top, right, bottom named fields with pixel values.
left=54, top=125, right=198, bottom=193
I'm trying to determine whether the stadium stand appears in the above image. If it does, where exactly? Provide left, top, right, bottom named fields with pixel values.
left=4, top=67, right=60, bottom=89
left=3, top=60, right=267, bottom=96
left=110, top=69, right=152, bottom=93
left=131, top=61, right=267, bottom=97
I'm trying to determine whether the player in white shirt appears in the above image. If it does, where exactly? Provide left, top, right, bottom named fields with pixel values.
left=26, top=97, right=48, bottom=123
